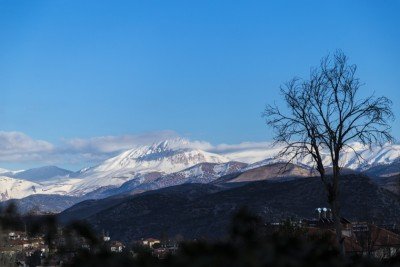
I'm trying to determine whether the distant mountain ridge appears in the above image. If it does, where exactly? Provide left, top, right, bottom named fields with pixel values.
left=0, top=138, right=399, bottom=205
left=11, top=166, right=73, bottom=182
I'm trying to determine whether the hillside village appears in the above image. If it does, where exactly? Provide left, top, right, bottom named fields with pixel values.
left=1, top=206, right=399, bottom=266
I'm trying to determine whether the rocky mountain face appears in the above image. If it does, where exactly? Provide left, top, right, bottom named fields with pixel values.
left=213, top=163, right=318, bottom=184
left=104, top=161, right=248, bottom=196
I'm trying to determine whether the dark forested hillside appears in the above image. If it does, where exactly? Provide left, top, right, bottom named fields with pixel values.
left=58, top=174, right=400, bottom=243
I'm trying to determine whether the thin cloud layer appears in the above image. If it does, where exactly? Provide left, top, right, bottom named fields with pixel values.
left=209, top=141, right=276, bottom=163
left=0, top=130, right=180, bottom=166
left=0, top=130, right=273, bottom=169
left=63, top=130, right=179, bottom=153
left=0, top=131, right=54, bottom=162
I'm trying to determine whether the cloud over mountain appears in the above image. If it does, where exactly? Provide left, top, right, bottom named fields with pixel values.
left=62, top=130, right=179, bottom=154
left=0, top=131, right=54, bottom=162
left=1, top=130, right=398, bottom=171
left=0, top=130, right=181, bottom=166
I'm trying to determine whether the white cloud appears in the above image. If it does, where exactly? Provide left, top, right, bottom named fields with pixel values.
left=0, top=131, right=54, bottom=162
left=0, top=130, right=180, bottom=167
left=0, top=130, right=276, bottom=168
left=210, top=141, right=273, bottom=153
left=208, top=141, right=277, bottom=163
left=62, top=130, right=179, bottom=153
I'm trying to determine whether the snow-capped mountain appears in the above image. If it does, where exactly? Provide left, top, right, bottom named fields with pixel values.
left=0, top=175, right=83, bottom=201
left=238, top=142, right=400, bottom=171
left=148, top=161, right=247, bottom=187
left=68, top=139, right=230, bottom=195
left=338, top=143, right=400, bottom=170
left=83, top=139, right=229, bottom=174
left=97, top=161, right=247, bottom=197
left=0, top=138, right=399, bottom=202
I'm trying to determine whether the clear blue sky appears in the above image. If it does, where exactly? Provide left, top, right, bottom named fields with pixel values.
left=0, top=0, right=399, bottom=149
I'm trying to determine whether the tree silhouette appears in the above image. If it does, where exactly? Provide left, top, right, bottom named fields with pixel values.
left=263, top=50, right=394, bottom=255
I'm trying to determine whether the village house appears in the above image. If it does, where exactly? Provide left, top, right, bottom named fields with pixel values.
left=302, top=207, right=400, bottom=258
left=141, top=238, right=161, bottom=248
left=108, top=241, right=125, bottom=253
left=8, top=231, right=26, bottom=241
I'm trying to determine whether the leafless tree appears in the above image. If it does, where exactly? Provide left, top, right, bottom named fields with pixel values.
left=263, top=51, right=394, bottom=255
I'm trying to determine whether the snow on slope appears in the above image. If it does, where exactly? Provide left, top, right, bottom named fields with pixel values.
left=236, top=142, right=400, bottom=171
left=0, top=139, right=399, bottom=201
left=68, top=139, right=230, bottom=195
left=0, top=176, right=83, bottom=201
left=88, top=139, right=228, bottom=174
left=339, top=143, right=400, bottom=170
left=0, top=176, right=41, bottom=201
left=40, top=178, right=83, bottom=195
left=161, top=161, right=247, bottom=185
left=102, top=161, right=247, bottom=196
left=0, top=168, right=10, bottom=174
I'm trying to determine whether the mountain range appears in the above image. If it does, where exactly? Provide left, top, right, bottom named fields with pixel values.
left=0, top=138, right=399, bottom=213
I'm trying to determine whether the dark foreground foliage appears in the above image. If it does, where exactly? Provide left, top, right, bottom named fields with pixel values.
left=1, top=205, right=400, bottom=267
left=65, top=209, right=400, bottom=267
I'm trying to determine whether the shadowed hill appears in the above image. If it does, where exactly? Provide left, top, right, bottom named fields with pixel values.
left=213, top=162, right=317, bottom=184
left=58, top=174, right=400, bottom=243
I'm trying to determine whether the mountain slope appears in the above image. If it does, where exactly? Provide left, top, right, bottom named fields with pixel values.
left=213, top=162, right=317, bottom=184
left=363, top=159, right=400, bottom=194
left=364, top=158, right=400, bottom=177
left=1, top=194, right=82, bottom=214
left=58, top=183, right=225, bottom=224
left=68, top=139, right=230, bottom=195
left=111, top=161, right=247, bottom=195
left=59, top=174, right=400, bottom=242
left=238, top=142, right=400, bottom=171
left=0, top=176, right=41, bottom=201
left=371, top=174, right=399, bottom=195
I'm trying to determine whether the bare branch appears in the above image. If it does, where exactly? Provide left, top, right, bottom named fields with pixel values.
left=263, top=50, right=394, bottom=255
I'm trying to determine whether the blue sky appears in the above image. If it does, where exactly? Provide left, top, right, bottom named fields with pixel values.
left=0, top=1, right=399, bottom=170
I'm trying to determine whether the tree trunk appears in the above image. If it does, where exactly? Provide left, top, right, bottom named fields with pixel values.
left=330, top=195, right=345, bottom=256
left=329, top=162, right=345, bottom=256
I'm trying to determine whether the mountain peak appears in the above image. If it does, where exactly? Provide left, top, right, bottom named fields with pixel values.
left=69, top=138, right=229, bottom=195
left=90, top=138, right=228, bottom=174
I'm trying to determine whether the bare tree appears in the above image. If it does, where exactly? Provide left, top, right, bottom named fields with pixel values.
left=263, top=51, right=394, bottom=255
